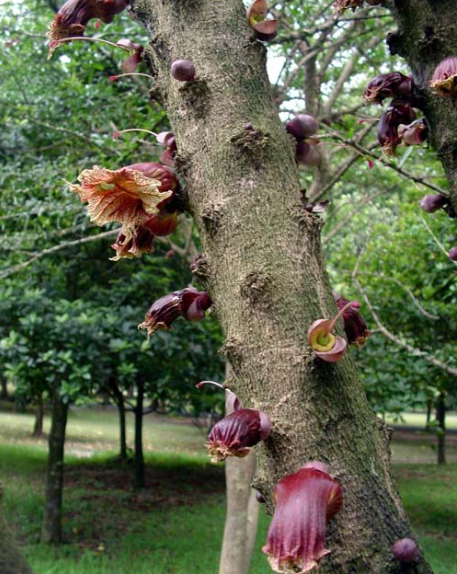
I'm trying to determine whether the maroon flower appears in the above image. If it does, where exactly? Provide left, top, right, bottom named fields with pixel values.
left=157, top=131, right=178, bottom=167
left=430, top=56, right=457, bottom=98
left=420, top=194, right=448, bottom=214
left=333, top=294, right=371, bottom=347
left=138, top=288, right=212, bottom=336
left=363, top=72, right=413, bottom=105
left=377, top=100, right=416, bottom=155
left=48, top=0, right=128, bottom=51
left=392, top=538, right=419, bottom=564
left=398, top=119, right=427, bottom=146
left=247, top=0, right=278, bottom=42
left=263, top=465, right=343, bottom=573
left=206, top=408, right=271, bottom=463
left=116, top=39, right=144, bottom=73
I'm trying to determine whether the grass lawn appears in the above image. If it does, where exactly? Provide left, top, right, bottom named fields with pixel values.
left=0, top=408, right=456, bottom=574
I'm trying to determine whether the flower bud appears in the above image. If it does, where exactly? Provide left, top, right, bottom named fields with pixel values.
left=206, top=408, right=271, bottom=462
left=333, top=294, right=371, bottom=347
left=392, top=538, right=419, bottom=564
left=171, top=59, right=196, bottom=82
left=286, top=114, right=319, bottom=140
left=420, top=194, right=448, bottom=214
left=430, top=56, right=457, bottom=98
left=449, top=246, right=457, bottom=262
left=398, top=119, right=427, bottom=146
left=263, top=465, right=343, bottom=573
left=139, top=288, right=212, bottom=337
left=363, top=72, right=413, bottom=104
left=247, top=0, right=278, bottom=41
left=116, top=39, right=144, bottom=73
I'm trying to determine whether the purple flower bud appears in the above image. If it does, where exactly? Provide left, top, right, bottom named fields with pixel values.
left=449, top=246, right=457, bottom=262
left=138, top=288, right=212, bottom=336
left=263, top=466, right=343, bottom=573
left=420, top=194, right=448, bottom=214
left=392, top=538, right=419, bottom=564
left=286, top=114, right=319, bottom=140
left=334, top=294, right=371, bottom=347
left=256, top=492, right=266, bottom=503
left=206, top=408, right=271, bottom=462
left=363, top=72, right=413, bottom=104
left=171, top=59, right=196, bottom=82
left=430, top=56, right=457, bottom=98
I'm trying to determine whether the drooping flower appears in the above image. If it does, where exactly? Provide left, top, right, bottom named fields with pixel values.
left=110, top=211, right=179, bottom=260
left=247, top=0, right=278, bottom=42
left=377, top=100, right=416, bottom=155
left=363, top=72, right=413, bottom=105
left=420, top=194, right=448, bottom=214
left=429, top=56, right=457, bottom=98
left=398, top=118, right=427, bottom=146
left=333, top=293, right=371, bottom=347
left=392, top=538, right=419, bottom=564
left=68, top=163, right=176, bottom=229
left=48, top=0, right=129, bottom=51
left=138, top=288, right=212, bottom=336
left=116, top=38, right=144, bottom=73
left=157, top=131, right=178, bottom=166
left=206, top=408, right=271, bottom=463
left=263, top=465, right=343, bottom=574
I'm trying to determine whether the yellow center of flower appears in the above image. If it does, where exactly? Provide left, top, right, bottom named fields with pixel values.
left=311, top=330, right=335, bottom=352
left=99, top=182, right=116, bottom=191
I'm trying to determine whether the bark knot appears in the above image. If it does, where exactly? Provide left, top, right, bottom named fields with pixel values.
left=240, top=270, right=271, bottom=309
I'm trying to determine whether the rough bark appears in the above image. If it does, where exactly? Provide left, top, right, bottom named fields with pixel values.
left=0, top=509, right=34, bottom=574
left=32, top=396, right=44, bottom=438
left=134, top=378, right=145, bottom=489
left=387, top=0, right=457, bottom=213
left=436, top=393, right=446, bottom=465
left=219, top=449, right=259, bottom=574
left=41, top=389, right=68, bottom=543
left=132, top=1, right=434, bottom=571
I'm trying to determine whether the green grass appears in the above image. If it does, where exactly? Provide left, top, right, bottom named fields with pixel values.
left=385, top=411, right=457, bottom=430
left=0, top=409, right=456, bottom=574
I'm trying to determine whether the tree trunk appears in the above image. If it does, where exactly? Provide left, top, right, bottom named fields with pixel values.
left=436, top=393, right=446, bottom=465
left=108, top=377, right=128, bottom=462
left=387, top=0, right=457, bottom=214
left=219, top=450, right=259, bottom=574
left=32, top=395, right=44, bottom=438
left=41, top=389, right=68, bottom=543
left=0, top=378, right=8, bottom=400
left=132, top=1, right=434, bottom=571
left=426, top=399, right=432, bottom=429
left=0, top=509, right=34, bottom=574
left=134, top=378, right=145, bottom=489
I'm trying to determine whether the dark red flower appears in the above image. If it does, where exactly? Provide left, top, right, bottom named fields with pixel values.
left=263, top=465, right=343, bottom=573
left=247, top=0, right=278, bottom=42
left=206, top=408, right=271, bottom=463
left=363, top=72, right=413, bottom=104
left=157, top=132, right=178, bottom=167
left=430, top=56, right=457, bottom=98
left=377, top=100, right=416, bottom=155
left=48, top=0, right=128, bottom=49
left=392, top=538, right=419, bottom=564
left=116, top=39, right=144, bottom=73
left=333, top=293, right=371, bottom=347
left=138, top=288, right=212, bottom=336
left=398, top=118, right=427, bottom=146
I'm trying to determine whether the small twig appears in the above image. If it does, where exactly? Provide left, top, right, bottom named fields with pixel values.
left=419, top=215, right=457, bottom=268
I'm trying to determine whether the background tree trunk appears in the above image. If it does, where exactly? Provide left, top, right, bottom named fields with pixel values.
left=387, top=0, right=457, bottom=214
left=132, top=0, right=434, bottom=571
left=117, top=398, right=128, bottom=463
left=219, top=449, right=259, bottom=574
left=134, top=378, right=145, bottom=489
left=41, top=389, right=68, bottom=543
left=436, top=393, right=446, bottom=465
left=0, top=509, right=34, bottom=574
left=0, top=377, right=8, bottom=400
left=32, top=395, right=44, bottom=438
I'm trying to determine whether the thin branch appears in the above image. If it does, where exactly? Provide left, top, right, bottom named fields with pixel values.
left=419, top=215, right=457, bottom=268
left=0, top=229, right=118, bottom=281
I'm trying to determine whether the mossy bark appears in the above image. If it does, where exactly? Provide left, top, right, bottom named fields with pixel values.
left=132, top=1, right=434, bottom=572
left=387, top=0, right=457, bottom=213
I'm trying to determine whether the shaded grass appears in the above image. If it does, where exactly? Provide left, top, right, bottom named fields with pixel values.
left=1, top=410, right=456, bottom=573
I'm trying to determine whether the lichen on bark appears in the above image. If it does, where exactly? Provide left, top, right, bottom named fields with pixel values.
left=131, top=0, right=434, bottom=571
